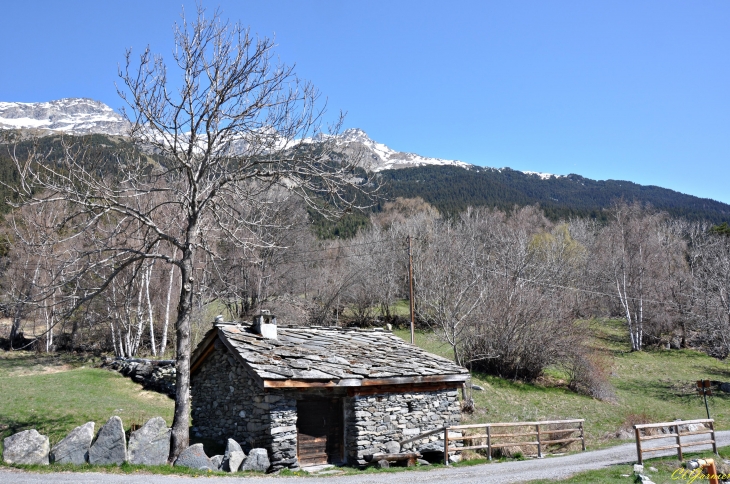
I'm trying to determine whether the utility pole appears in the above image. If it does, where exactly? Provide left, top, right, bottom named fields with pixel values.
left=408, top=235, right=415, bottom=345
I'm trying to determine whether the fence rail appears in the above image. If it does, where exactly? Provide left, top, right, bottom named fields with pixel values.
left=633, top=418, right=717, bottom=464
left=401, top=419, right=586, bottom=465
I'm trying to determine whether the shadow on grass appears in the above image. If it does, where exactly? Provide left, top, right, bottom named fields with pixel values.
left=0, top=414, right=78, bottom=453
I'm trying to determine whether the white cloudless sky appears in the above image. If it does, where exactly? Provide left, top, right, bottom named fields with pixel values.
left=1, top=1, right=729, bottom=203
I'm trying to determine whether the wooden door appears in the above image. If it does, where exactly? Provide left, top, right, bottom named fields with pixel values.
left=296, top=398, right=343, bottom=466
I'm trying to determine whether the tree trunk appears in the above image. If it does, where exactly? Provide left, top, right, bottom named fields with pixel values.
left=160, top=248, right=178, bottom=356
left=169, top=249, right=194, bottom=462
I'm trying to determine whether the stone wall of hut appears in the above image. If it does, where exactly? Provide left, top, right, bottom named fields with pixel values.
left=344, top=387, right=461, bottom=465
left=190, top=343, right=299, bottom=471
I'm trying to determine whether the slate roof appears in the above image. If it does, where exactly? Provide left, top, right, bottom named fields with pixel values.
left=192, top=323, right=469, bottom=387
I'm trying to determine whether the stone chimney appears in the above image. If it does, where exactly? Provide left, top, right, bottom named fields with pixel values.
left=252, top=310, right=277, bottom=339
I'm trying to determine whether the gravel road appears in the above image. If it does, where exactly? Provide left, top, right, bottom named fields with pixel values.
left=1, top=431, right=727, bottom=484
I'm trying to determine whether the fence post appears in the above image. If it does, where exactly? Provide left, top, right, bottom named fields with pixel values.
left=675, top=424, right=682, bottom=461
left=710, top=420, right=718, bottom=455
left=487, top=425, right=492, bottom=461
left=444, top=427, right=449, bottom=466
left=634, top=427, right=643, bottom=465
left=580, top=420, right=586, bottom=451
left=536, top=424, right=543, bottom=458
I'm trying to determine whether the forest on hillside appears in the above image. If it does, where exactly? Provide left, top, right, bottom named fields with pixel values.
left=378, top=165, right=730, bottom=223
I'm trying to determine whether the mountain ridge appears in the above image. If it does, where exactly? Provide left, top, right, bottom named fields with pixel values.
left=0, top=98, right=727, bottom=224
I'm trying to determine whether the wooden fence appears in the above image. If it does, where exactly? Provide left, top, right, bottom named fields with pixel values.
left=633, top=418, right=717, bottom=465
left=400, top=419, right=586, bottom=465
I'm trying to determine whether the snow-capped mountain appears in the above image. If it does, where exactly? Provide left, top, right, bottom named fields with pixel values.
left=0, top=98, right=565, bottom=177
left=0, top=98, right=129, bottom=135
left=323, top=128, right=472, bottom=172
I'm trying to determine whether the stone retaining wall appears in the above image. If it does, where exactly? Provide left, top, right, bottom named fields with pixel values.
left=101, top=357, right=176, bottom=397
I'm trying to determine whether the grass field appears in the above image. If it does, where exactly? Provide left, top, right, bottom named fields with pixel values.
left=1, top=318, right=728, bottom=479
left=0, top=352, right=174, bottom=455
left=395, top=319, right=730, bottom=450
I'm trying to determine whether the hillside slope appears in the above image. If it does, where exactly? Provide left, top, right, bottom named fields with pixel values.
left=379, top=165, right=730, bottom=222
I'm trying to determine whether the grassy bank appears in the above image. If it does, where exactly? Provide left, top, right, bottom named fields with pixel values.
left=0, top=352, right=174, bottom=455
left=394, top=319, right=730, bottom=449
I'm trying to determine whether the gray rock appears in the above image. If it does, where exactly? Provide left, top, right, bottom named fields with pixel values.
left=418, top=441, right=445, bottom=453
left=127, top=417, right=170, bottom=465
left=376, top=459, right=390, bottom=468
left=417, top=458, right=430, bottom=466
left=471, top=384, right=485, bottom=391
left=241, top=448, right=270, bottom=472
left=719, top=382, right=730, bottom=393
left=3, top=429, right=50, bottom=465
left=50, top=422, right=94, bottom=465
left=223, top=439, right=244, bottom=472
left=211, top=454, right=224, bottom=470
left=384, top=441, right=400, bottom=454
left=173, top=443, right=214, bottom=470
left=449, top=454, right=461, bottom=463
left=88, top=416, right=127, bottom=465
left=227, top=450, right=245, bottom=472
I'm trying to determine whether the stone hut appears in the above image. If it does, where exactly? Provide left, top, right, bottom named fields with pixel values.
left=190, top=316, right=469, bottom=471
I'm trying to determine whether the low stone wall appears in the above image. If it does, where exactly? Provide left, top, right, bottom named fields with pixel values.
left=101, top=357, right=176, bottom=397
left=345, top=388, right=461, bottom=465
left=2, top=414, right=271, bottom=473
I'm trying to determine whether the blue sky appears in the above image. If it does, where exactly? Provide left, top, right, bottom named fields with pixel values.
left=1, top=1, right=729, bottom=203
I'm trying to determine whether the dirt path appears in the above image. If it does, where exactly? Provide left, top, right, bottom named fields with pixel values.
left=1, top=431, right=728, bottom=484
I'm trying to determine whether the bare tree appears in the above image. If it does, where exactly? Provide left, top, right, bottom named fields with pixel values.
left=9, top=6, right=369, bottom=460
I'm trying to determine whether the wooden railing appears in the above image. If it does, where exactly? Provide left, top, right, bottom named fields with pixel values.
left=400, top=419, right=586, bottom=465
left=633, top=418, right=717, bottom=464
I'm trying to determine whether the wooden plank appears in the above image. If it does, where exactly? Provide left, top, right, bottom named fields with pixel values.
left=641, top=433, right=679, bottom=441
left=634, top=419, right=713, bottom=430
left=450, top=419, right=584, bottom=429
left=263, top=374, right=467, bottom=389
left=679, top=430, right=713, bottom=437
left=679, top=439, right=716, bottom=448
left=365, top=452, right=421, bottom=462
left=450, top=431, right=539, bottom=440
left=641, top=444, right=680, bottom=452
left=541, top=428, right=582, bottom=434
left=190, top=340, right=217, bottom=374
left=399, top=427, right=445, bottom=446
left=540, top=437, right=583, bottom=445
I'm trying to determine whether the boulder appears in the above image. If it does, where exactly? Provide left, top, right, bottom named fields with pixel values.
left=376, top=459, right=390, bottom=468
left=210, top=454, right=224, bottom=470
left=88, top=416, right=127, bottom=465
left=417, top=458, right=430, bottom=466
left=127, top=417, right=171, bottom=465
left=222, top=439, right=245, bottom=472
left=173, top=443, right=214, bottom=470
left=2, top=429, right=50, bottom=465
left=50, top=422, right=94, bottom=465
left=241, top=448, right=270, bottom=472
left=227, top=451, right=246, bottom=472
left=384, top=441, right=400, bottom=454
left=719, top=382, right=730, bottom=393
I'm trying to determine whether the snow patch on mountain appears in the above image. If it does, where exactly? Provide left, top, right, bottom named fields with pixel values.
left=522, top=170, right=564, bottom=180
left=316, top=128, right=472, bottom=172
left=0, top=98, right=128, bottom=135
